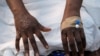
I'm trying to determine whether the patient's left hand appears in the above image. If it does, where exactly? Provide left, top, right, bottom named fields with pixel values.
left=61, top=16, right=86, bottom=56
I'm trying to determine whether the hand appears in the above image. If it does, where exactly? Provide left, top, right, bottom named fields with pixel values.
left=61, top=16, right=86, bottom=56
left=14, top=14, right=51, bottom=56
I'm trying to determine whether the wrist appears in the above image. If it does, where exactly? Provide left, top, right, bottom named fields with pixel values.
left=13, top=9, right=29, bottom=16
left=63, top=10, right=80, bottom=19
left=6, top=0, right=29, bottom=16
left=62, top=0, right=82, bottom=20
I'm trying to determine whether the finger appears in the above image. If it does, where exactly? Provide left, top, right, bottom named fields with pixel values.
left=74, top=28, right=84, bottom=56
left=35, top=31, right=49, bottom=49
left=61, top=30, right=70, bottom=56
left=15, top=32, right=21, bottom=52
left=39, top=24, right=51, bottom=32
left=28, top=32, right=40, bottom=56
left=67, top=30, right=77, bottom=56
left=22, top=33, right=29, bottom=56
left=80, top=28, right=86, bottom=49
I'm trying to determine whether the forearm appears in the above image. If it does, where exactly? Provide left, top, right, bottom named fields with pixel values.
left=6, top=0, right=29, bottom=16
left=63, top=0, right=83, bottom=20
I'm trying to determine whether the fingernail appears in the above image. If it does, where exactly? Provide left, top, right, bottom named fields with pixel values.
left=45, top=27, right=51, bottom=30
left=46, top=28, right=51, bottom=30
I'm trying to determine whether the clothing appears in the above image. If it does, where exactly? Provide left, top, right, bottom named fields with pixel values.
left=81, top=0, right=100, bottom=51
left=0, top=0, right=100, bottom=56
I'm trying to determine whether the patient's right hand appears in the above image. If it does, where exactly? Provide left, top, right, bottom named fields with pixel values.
left=14, top=13, right=51, bottom=56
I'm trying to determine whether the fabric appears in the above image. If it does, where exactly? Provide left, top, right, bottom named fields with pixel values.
left=61, top=16, right=82, bottom=29
left=0, top=0, right=100, bottom=56
left=48, top=50, right=65, bottom=56
left=81, top=0, right=100, bottom=51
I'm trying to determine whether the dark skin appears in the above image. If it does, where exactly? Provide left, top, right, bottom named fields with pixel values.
left=6, top=0, right=51, bottom=56
left=61, top=0, right=100, bottom=56
left=61, top=0, right=86, bottom=56
left=6, top=0, right=99, bottom=56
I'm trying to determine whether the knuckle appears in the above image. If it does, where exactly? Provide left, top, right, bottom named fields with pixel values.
left=61, top=30, right=66, bottom=34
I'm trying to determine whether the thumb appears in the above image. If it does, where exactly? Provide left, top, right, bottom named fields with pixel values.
left=39, top=24, right=51, bottom=32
